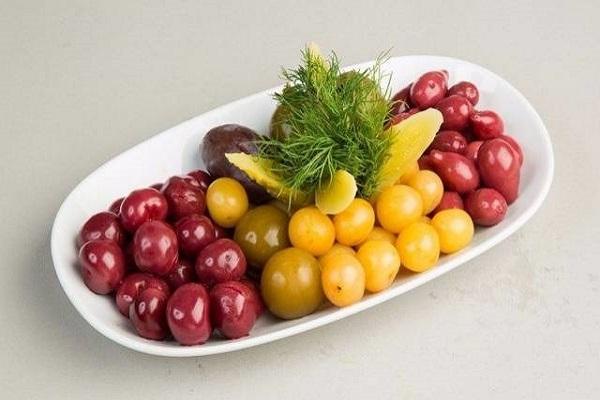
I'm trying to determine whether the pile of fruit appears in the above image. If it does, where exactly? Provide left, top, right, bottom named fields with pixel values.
left=75, top=46, right=524, bottom=345
left=393, top=69, right=523, bottom=223
left=78, top=173, right=264, bottom=344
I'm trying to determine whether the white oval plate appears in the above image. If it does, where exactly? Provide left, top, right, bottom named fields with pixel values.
left=51, top=56, right=553, bottom=357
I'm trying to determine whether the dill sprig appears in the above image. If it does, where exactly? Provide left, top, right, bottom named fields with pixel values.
left=258, top=49, right=392, bottom=198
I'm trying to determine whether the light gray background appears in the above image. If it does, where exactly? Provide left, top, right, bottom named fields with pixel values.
left=1, top=1, right=599, bottom=399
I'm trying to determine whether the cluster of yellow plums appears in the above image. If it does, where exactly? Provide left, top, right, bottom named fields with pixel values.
left=202, top=164, right=474, bottom=320
left=261, top=163, right=474, bottom=318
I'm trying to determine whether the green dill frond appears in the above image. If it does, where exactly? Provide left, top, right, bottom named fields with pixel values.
left=259, top=48, right=393, bottom=198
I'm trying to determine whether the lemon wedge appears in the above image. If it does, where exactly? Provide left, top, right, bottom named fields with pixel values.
left=225, top=152, right=310, bottom=206
left=372, top=108, right=443, bottom=198
left=315, top=169, right=357, bottom=215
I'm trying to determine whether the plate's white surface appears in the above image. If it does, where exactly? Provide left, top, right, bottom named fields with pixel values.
left=51, top=56, right=553, bottom=357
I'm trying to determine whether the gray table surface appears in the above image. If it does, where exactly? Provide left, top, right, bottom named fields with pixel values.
left=1, top=1, right=599, bottom=399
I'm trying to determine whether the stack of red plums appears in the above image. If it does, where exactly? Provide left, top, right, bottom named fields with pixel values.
left=390, top=70, right=523, bottom=227
left=77, top=169, right=263, bottom=345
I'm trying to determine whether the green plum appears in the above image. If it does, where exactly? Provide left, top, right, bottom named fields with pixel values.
left=233, top=205, right=290, bottom=269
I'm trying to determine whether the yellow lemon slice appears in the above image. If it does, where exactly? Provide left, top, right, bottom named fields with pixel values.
left=225, top=152, right=309, bottom=206
left=315, top=169, right=357, bottom=215
left=373, top=108, right=443, bottom=199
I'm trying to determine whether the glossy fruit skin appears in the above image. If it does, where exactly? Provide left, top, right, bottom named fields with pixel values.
left=333, top=199, right=375, bottom=246
left=176, top=174, right=203, bottom=189
left=133, top=221, right=179, bottom=276
left=376, top=185, right=423, bottom=234
left=390, top=84, right=412, bottom=115
left=319, top=244, right=356, bottom=263
left=129, top=288, right=169, bottom=340
left=261, top=248, right=323, bottom=320
left=161, top=176, right=206, bottom=219
left=464, top=141, right=484, bottom=163
left=429, top=150, right=480, bottom=193
left=395, top=222, right=440, bottom=272
left=206, top=178, right=249, bottom=228
left=201, top=124, right=271, bottom=203
left=234, top=205, right=290, bottom=269
left=407, top=170, right=444, bottom=215
left=432, top=191, right=464, bottom=214
left=431, top=209, right=474, bottom=254
left=166, top=283, right=212, bottom=345
left=469, top=110, right=504, bottom=140
left=78, top=211, right=125, bottom=248
left=79, top=239, right=126, bottom=294
left=108, top=198, right=124, bottom=215
left=187, top=169, right=212, bottom=192
left=358, top=227, right=396, bottom=247
left=429, top=130, right=468, bottom=155
left=115, top=273, right=170, bottom=316
left=210, top=281, right=258, bottom=339
left=396, top=160, right=420, bottom=184
left=356, top=240, right=401, bottom=293
left=166, top=258, right=196, bottom=289
left=320, top=253, right=365, bottom=307
left=174, top=214, right=216, bottom=257
left=119, top=188, right=168, bottom=233
left=447, top=81, right=479, bottom=105
left=195, top=238, right=247, bottom=287
left=240, top=278, right=265, bottom=317
left=288, top=207, right=335, bottom=256
left=464, top=188, right=508, bottom=226
left=434, top=95, right=473, bottom=131
left=410, top=71, right=448, bottom=109
left=477, top=139, right=521, bottom=204
left=499, top=135, right=524, bottom=166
